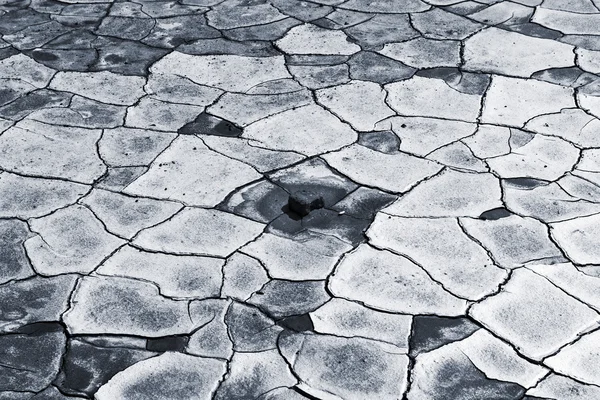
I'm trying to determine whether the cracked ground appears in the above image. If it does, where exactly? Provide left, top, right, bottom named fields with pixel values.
left=4, top=0, right=600, bottom=399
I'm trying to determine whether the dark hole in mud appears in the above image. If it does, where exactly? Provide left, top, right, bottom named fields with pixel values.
left=104, top=54, right=126, bottom=63
left=479, top=207, right=513, bottom=220
left=146, top=335, right=189, bottom=352
left=409, top=316, right=480, bottom=357
left=15, top=321, right=64, bottom=335
left=178, top=112, right=242, bottom=137
left=504, top=177, right=548, bottom=189
left=287, top=189, right=325, bottom=218
left=276, top=313, right=314, bottom=332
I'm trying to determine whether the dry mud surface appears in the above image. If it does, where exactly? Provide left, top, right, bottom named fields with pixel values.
left=1, top=0, right=600, bottom=399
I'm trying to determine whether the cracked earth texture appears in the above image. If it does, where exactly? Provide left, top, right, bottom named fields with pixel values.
left=3, top=0, right=600, bottom=399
